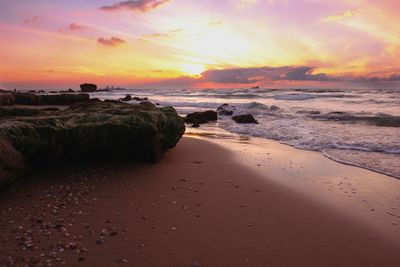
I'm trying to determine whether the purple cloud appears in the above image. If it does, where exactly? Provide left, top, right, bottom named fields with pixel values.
left=200, top=66, right=400, bottom=84
left=100, top=0, right=171, bottom=13
left=23, top=16, right=45, bottom=24
left=201, top=66, right=333, bottom=84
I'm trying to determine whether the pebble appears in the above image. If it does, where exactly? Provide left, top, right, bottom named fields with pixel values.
left=192, top=260, right=201, bottom=267
left=118, top=258, right=129, bottom=263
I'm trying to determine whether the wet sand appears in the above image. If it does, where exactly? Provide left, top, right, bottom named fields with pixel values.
left=1, top=136, right=400, bottom=266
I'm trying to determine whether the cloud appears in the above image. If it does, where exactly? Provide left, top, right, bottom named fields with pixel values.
left=139, top=28, right=182, bottom=41
left=23, top=16, right=45, bottom=24
left=200, top=66, right=335, bottom=84
left=283, top=67, right=333, bottom=81
left=59, top=23, right=90, bottom=33
left=324, top=8, right=364, bottom=21
left=100, top=0, right=171, bottom=13
left=199, top=66, right=400, bottom=85
left=97, top=37, right=126, bottom=47
left=237, top=0, right=259, bottom=9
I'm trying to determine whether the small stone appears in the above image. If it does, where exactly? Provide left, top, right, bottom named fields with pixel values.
left=192, top=260, right=201, bottom=267
left=118, top=258, right=129, bottom=263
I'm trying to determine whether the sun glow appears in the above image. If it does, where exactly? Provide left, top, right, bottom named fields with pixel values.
left=180, top=63, right=205, bottom=76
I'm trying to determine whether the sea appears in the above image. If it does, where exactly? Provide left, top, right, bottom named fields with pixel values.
left=91, top=88, right=400, bottom=179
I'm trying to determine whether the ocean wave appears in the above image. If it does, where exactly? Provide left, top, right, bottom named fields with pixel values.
left=311, top=112, right=400, bottom=127
left=272, top=93, right=355, bottom=101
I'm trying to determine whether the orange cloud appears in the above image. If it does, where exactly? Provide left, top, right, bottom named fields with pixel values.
left=100, top=0, right=171, bottom=13
left=97, top=37, right=126, bottom=47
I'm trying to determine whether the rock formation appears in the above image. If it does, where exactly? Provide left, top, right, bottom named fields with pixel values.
left=0, top=101, right=185, bottom=187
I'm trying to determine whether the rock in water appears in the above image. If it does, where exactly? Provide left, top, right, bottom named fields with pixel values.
left=80, top=83, right=97, bottom=92
left=185, top=110, right=218, bottom=124
left=217, top=103, right=234, bottom=116
left=0, top=101, right=185, bottom=187
left=120, top=95, right=132, bottom=102
left=232, top=114, right=258, bottom=124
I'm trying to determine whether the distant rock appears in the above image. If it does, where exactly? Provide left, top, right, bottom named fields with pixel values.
left=185, top=110, right=218, bottom=124
left=232, top=114, right=258, bottom=124
left=270, top=105, right=280, bottom=111
left=0, top=93, right=15, bottom=105
left=133, top=96, right=149, bottom=102
left=0, top=101, right=185, bottom=187
left=0, top=92, right=90, bottom=106
left=120, top=95, right=132, bottom=102
left=139, top=101, right=156, bottom=108
left=80, top=83, right=97, bottom=92
left=217, top=103, right=234, bottom=116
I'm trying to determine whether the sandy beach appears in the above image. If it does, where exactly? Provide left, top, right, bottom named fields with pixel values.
left=1, top=135, right=400, bottom=266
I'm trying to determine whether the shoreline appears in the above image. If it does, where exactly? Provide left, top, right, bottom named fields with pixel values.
left=1, top=135, right=400, bottom=266
left=187, top=131, right=400, bottom=242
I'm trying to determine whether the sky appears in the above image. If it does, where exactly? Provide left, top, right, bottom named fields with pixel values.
left=0, top=0, right=400, bottom=90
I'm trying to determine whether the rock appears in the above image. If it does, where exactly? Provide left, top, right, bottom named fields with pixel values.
left=0, top=93, right=15, bottom=105
left=185, top=110, right=218, bottom=124
left=120, top=95, right=132, bottom=102
left=132, top=97, right=148, bottom=102
left=139, top=101, right=156, bottom=108
left=232, top=114, right=258, bottom=124
left=80, top=83, right=97, bottom=92
left=0, top=101, right=185, bottom=187
left=0, top=92, right=90, bottom=106
left=0, top=107, right=40, bottom=117
left=217, top=103, right=234, bottom=116
left=270, top=105, right=279, bottom=111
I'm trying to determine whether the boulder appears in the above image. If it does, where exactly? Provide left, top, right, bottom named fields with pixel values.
left=232, top=114, right=258, bottom=124
left=185, top=110, right=218, bottom=124
left=0, top=101, right=185, bottom=187
left=217, top=103, right=234, bottom=116
left=80, top=83, right=97, bottom=92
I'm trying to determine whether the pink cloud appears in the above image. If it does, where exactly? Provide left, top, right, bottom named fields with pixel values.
left=59, top=23, right=90, bottom=33
left=100, top=0, right=171, bottom=13
left=23, top=16, right=45, bottom=24
left=97, top=37, right=126, bottom=47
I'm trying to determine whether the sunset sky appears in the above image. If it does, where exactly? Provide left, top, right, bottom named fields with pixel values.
left=1, top=0, right=400, bottom=89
